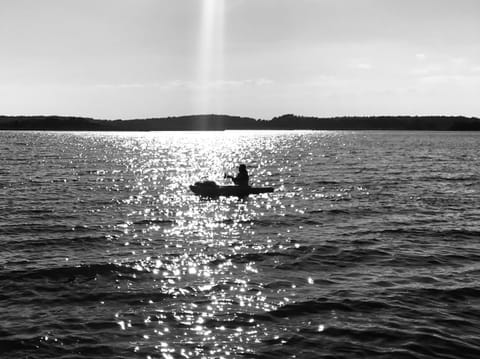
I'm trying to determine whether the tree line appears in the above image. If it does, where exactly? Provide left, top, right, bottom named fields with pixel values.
left=1, top=114, right=479, bottom=131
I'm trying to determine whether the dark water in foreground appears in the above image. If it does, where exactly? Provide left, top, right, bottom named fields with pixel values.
left=1, top=130, right=480, bottom=359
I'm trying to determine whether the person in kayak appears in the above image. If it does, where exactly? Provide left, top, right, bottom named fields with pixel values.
left=225, top=164, right=249, bottom=187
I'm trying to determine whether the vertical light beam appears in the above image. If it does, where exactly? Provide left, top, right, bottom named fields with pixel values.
left=197, top=0, right=225, bottom=117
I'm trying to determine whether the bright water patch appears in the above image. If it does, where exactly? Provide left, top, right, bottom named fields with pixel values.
left=1, top=130, right=480, bottom=358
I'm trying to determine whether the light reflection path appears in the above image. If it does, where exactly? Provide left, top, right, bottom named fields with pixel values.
left=102, top=131, right=310, bottom=358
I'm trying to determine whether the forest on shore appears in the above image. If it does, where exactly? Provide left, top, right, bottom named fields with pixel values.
left=1, top=114, right=480, bottom=131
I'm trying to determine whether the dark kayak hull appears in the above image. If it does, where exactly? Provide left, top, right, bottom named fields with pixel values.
left=190, top=183, right=274, bottom=198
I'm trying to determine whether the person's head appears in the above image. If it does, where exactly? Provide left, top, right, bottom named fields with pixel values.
left=239, top=164, right=247, bottom=172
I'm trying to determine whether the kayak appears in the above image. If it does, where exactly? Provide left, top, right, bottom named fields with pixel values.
left=190, top=181, right=274, bottom=198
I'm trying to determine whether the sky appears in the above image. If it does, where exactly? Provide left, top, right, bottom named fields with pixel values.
left=0, top=0, right=479, bottom=119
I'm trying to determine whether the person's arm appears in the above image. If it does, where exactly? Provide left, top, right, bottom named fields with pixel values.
left=225, top=174, right=238, bottom=184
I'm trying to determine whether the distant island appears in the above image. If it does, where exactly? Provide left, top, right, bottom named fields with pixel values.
left=1, top=114, right=480, bottom=131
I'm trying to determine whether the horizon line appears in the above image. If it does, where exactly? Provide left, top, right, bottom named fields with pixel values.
left=2, top=113, right=480, bottom=121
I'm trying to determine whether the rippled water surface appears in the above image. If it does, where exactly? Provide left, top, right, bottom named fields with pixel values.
left=1, top=130, right=480, bottom=358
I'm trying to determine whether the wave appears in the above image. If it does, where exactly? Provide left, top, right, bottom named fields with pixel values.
left=0, top=333, right=120, bottom=357
left=384, top=252, right=480, bottom=267
left=351, top=227, right=480, bottom=241
left=258, top=326, right=480, bottom=359
left=400, top=286, right=480, bottom=303
left=267, top=298, right=392, bottom=318
left=219, top=250, right=299, bottom=265
left=419, top=175, right=478, bottom=182
left=0, top=263, right=137, bottom=282
left=0, top=223, right=100, bottom=236
left=275, top=246, right=392, bottom=270
left=132, top=218, right=174, bottom=226
left=253, top=295, right=480, bottom=358
left=3, top=234, right=115, bottom=249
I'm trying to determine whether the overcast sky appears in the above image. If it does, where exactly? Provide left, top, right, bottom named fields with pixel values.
left=1, top=0, right=479, bottom=119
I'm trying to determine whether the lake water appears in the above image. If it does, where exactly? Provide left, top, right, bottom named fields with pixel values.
left=1, top=130, right=480, bottom=359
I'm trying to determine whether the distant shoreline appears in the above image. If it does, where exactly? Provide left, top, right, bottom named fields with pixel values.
left=1, top=114, right=480, bottom=131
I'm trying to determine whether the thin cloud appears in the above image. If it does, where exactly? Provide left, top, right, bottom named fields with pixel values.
left=418, top=74, right=480, bottom=85
left=349, top=61, right=373, bottom=70
left=411, top=64, right=444, bottom=75
left=94, top=79, right=274, bottom=90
